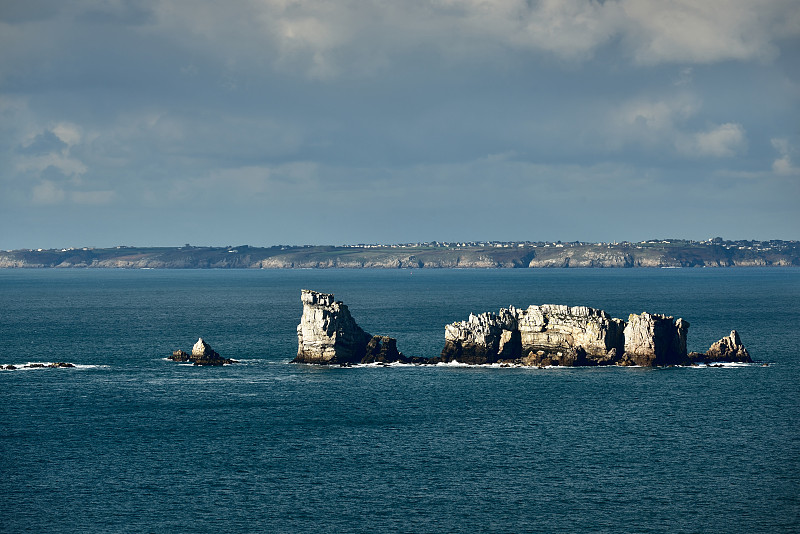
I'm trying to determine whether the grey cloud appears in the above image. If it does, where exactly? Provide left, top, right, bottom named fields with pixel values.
left=0, top=0, right=798, bottom=248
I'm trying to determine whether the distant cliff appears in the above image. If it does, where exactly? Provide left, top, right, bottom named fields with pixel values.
left=1, top=240, right=797, bottom=269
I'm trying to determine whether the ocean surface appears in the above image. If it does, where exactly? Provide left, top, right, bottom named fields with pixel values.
left=1, top=268, right=798, bottom=533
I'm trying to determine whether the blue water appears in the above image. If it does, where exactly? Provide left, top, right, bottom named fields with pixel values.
left=1, top=268, right=798, bottom=533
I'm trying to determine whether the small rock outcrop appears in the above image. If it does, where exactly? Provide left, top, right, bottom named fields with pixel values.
left=2, top=362, right=75, bottom=370
left=361, top=336, right=406, bottom=364
left=294, top=290, right=408, bottom=365
left=688, top=330, right=752, bottom=364
left=169, top=338, right=235, bottom=366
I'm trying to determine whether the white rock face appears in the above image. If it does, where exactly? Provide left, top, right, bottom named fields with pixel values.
left=705, top=330, right=751, bottom=362
left=516, top=304, right=625, bottom=357
left=622, top=313, right=688, bottom=366
left=443, top=304, right=691, bottom=366
left=295, top=289, right=372, bottom=364
left=442, top=304, right=626, bottom=364
left=192, top=337, right=214, bottom=357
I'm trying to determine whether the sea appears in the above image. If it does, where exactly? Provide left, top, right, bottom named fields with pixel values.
left=1, top=267, right=798, bottom=533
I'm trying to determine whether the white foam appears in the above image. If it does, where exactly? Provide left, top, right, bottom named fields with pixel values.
left=2, top=362, right=107, bottom=371
left=684, top=361, right=763, bottom=369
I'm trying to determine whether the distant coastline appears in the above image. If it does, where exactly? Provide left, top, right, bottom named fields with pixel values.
left=1, top=239, right=797, bottom=269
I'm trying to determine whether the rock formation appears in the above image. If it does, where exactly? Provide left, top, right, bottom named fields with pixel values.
left=296, top=289, right=751, bottom=367
left=442, top=306, right=696, bottom=366
left=688, top=330, right=752, bottom=364
left=361, top=336, right=409, bottom=364
left=169, top=338, right=235, bottom=366
left=440, top=304, right=626, bottom=366
left=294, top=290, right=412, bottom=365
left=621, top=313, right=689, bottom=366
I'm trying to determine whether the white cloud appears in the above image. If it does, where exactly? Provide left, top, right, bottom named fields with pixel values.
left=687, top=123, right=746, bottom=158
left=51, top=122, right=81, bottom=147
left=771, top=138, right=800, bottom=175
left=610, top=96, right=747, bottom=158
left=620, top=0, right=787, bottom=65
left=147, top=0, right=800, bottom=80
left=609, top=93, right=699, bottom=150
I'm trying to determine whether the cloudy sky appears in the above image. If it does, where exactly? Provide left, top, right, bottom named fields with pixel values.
left=1, top=0, right=798, bottom=248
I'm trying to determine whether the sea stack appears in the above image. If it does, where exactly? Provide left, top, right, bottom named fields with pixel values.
left=294, top=289, right=410, bottom=365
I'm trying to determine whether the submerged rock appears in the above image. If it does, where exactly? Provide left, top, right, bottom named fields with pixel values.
left=294, top=290, right=408, bottom=365
left=3, top=362, right=76, bottom=370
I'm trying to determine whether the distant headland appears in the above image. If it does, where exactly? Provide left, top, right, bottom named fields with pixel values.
left=1, top=238, right=797, bottom=269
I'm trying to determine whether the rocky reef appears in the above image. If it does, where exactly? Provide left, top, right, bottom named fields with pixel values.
left=169, top=338, right=236, bottom=366
left=2, top=362, right=75, bottom=370
left=295, top=289, right=752, bottom=367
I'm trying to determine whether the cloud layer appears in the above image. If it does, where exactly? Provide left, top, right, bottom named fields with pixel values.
left=1, top=0, right=798, bottom=248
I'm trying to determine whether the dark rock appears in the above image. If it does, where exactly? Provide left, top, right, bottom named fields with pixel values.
left=4, top=365, right=16, bottom=370
left=521, top=347, right=587, bottom=367
left=361, top=336, right=407, bottom=364
left=440, top=339, right=502, bottom=365
left=48, top=362, right=75, bottom=368
left=169, top=350, right=191, bottom=362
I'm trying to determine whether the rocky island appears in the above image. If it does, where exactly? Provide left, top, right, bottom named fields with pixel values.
left=169, top=338, right=236, bottom=366
left=294, top=290, right=426, bottom=365
left=295, top=290, right=751, bottom=367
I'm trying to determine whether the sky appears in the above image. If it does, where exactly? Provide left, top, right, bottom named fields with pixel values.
left=1, top=0, right=798, bottom=249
